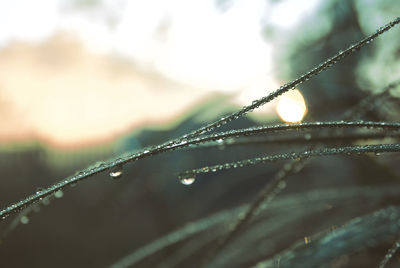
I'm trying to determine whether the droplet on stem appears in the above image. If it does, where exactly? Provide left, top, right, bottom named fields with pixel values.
left=54, top=190, right=64, bottom=198
left=179, top=174, right=196, bottom=186
left=20, top=216, right=29, bottom=224
left=41, top=197, right=50, bottom=206
left=110, top=166, right=123, bottom=179
left=36, top=187, right=44, bottom=195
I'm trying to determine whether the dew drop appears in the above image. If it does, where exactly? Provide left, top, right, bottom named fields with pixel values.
left=304, top=133, right=312, bottom=141
left=20, top=216, right=29, bottom=224
left=179, top=174, right=196, bottom=186
left=375, top=152, right=381, bottom=156
left=54, top=190, right=64, bottom=198
left=109, top=166, right=123, bottom=179
left=36, top=187, right=44, bottom=195
left=278, top=181, right=287, bottom=189
left=41, top=197, right=50, bottom=206
left=283, top=163, right=291, bottom=171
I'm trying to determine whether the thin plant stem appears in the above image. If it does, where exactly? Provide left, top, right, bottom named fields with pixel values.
left=195, top=132, right=400, bottom=149
left=377, top=239, right=400, bottom=268
left=342, top=79, right=400, bottom=120
left=253, top=206, right=400, bottom=268
left=179, top=143, right=400, bottom=177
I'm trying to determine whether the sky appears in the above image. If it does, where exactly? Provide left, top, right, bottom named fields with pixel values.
left=0, top=0, right=319, bottom=147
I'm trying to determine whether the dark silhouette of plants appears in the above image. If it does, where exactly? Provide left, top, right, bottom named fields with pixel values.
left=1, top=11, right=400, bottom=268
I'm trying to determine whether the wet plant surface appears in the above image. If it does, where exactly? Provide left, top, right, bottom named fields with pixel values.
left=1, top=2, right=400, bottom=268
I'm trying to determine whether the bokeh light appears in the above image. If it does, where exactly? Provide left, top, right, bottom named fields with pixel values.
left=276, top=89, right=307, bottom=123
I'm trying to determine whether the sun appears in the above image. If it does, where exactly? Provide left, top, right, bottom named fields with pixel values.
left=276, top=89, right=307, bottom=123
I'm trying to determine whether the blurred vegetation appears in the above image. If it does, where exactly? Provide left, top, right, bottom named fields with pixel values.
left=1, top=1, right=400, bottom=267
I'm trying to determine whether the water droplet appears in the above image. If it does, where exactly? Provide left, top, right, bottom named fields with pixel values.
left=216, top=139, right=223, bottom=144
left=179, top=174, right=196, bottom=186
left=54, top=190, right=64, bottom=198
left=36, top=187, right=44, bottom=195
left=278, top=181, right=287, bottom=189
left=375, top=152, right=381, bottom=156
left=143, top=150, right=150, bottom=154
left=20, top=216, right=29, bottom=224
left=276, top=171, right=286, bottom=178
left=304, top=133, right=312, bottom=140
left=41, top=197, right=50, bottom=206
left=109, top=166, right=123, bottom=179
left=283, top=163, right=292, bottom=171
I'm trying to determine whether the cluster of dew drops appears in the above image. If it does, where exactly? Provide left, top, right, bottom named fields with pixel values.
left=18, top=188, right=64, bottom=225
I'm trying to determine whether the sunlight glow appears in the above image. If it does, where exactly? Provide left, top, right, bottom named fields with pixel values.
left=276, top=89, right=307, bottom=123
left=0, top=0, right=317, bottom=146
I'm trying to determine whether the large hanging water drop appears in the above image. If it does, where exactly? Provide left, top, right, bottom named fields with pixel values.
left=110, top=166, right=123, bottom=179
left=179, top=174, right=196, bottom=186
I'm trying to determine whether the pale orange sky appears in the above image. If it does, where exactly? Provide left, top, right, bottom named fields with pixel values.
left=0, top=34, right=209, bottom=147
left=0, top=1, right=318, bottom=148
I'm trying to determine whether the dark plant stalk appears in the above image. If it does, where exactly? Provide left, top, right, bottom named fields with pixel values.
left=195, top=131, right=400, bottom=149
left=378, top=238, right=400, bottom=268
left=342, top=79, right=400, bottom=120
left=112, top=185, right=400, bottom=268
left=253, top=206, right=400, bottom=268
left=190, top=121, right=400, bottom=142
left=179, top=143, right=400, bottom=177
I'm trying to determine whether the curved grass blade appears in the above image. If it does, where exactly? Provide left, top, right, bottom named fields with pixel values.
left=378, top=238, right=400, bottom=268
left=253, top=206, right=400, bottom=268
left=112, top=185, right=400, bottom=268
left=195, top=131, right=400, bottom=149
left=179, top=143, right=400, bottom=177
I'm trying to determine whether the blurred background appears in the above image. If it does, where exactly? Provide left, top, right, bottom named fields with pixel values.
left=1, top=0, right=400, bottom=267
